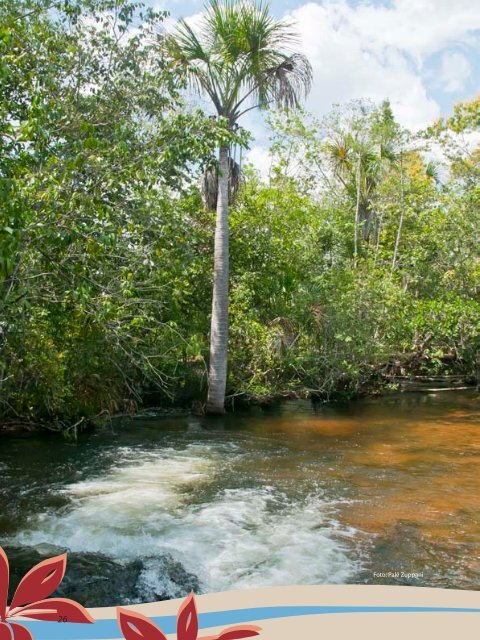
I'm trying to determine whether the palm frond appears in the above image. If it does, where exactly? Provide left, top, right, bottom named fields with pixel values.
left=252, top=52, right=312, bottom=112
left=425, top=160, right=440, bottom=183
left=166, top=0, right=312, bottom=122
left=380, top=142, right=397, bottom=163
left=325, top=138, right=353, bottom=175
left=165, top=18, right=223, bottom=110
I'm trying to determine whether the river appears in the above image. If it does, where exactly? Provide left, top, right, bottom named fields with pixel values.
left=0, top=390, right=479, bottom=604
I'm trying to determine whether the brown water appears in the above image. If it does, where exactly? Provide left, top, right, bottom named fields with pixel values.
left=0, top=390, right=479, bottom=600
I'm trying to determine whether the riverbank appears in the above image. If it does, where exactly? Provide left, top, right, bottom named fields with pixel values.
left=1, top=370, right=477, bottom=434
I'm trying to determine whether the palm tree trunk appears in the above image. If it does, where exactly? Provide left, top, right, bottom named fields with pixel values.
left=392, top=151, right=405, bottom=270
left=207, top=145, right=230, bottom=414
left=354, top=153, right=361, bottom=268
left=374, top=211, right=383, bottom=268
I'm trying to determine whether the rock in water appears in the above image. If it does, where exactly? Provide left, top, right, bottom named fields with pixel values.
left=4, top=545, right=200, bottom=607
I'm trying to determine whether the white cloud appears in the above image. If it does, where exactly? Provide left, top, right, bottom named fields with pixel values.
left=287, top=0, right=480, bottom=131
left=163, top=9, right=204, bottom=32
left=161, top=0, right=480, bottom=174
left=439, top=52, right=472, bottom=93
left=342, top=0, right=480, bottom=61
left=246, top=146, right=272, bottom=179
left=155, top=0, right=202, bottom=11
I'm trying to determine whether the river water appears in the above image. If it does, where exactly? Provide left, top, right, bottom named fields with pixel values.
left=0, top=391, right=479, bottom=603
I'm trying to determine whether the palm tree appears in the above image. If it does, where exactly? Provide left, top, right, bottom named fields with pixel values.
left=166, top=0, right=312, bottom=413
left=326, top=133, right=397, bottom=264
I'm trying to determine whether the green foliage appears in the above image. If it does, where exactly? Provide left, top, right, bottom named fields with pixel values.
left=0, top=0, right=226, bottom=424
left=0, top=2, right=478, bottom=426
left=222, top=100, right=479, bottom=400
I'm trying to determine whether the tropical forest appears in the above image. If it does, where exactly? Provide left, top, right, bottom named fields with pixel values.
left=1, top=0, right=479, bottom=604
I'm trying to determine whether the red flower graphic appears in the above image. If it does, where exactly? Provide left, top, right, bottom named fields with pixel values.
left=0, top=546, right=94, bottom=640
left=117, top=593, right=261, bottom=640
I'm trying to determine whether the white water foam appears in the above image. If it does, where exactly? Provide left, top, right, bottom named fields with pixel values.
left=14, top=444, right=360, bottom=594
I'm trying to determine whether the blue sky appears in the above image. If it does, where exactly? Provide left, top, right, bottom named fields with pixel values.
left=147, top=0, right=480, bottom=170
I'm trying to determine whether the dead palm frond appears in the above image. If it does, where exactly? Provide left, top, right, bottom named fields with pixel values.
left=201, top=157, right=242, bottom=211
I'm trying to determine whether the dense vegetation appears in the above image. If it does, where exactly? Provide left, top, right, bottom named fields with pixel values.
left=1, top=0, right=479, bottom=428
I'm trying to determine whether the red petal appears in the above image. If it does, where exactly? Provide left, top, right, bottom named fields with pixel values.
left=0, top=623, right=12, bottom=640
left=0, top=548, right=9, bottom=621
left=11, top=598, right=94, bottom=623
left=213, top=626, right=261, bottom=640
left=9, top=623, right=33, bottom=640
left=176, top=593, right=198, bottom=640
left=9, top=554, right=67, bottom=610
left=117, top=608, right=168, bottom=640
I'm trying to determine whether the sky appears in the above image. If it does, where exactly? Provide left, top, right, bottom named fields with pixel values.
left=146, top=0, right=480, bottom=172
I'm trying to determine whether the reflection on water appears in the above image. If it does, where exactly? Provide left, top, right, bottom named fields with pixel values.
left=0, top=390, right=479, bottom=599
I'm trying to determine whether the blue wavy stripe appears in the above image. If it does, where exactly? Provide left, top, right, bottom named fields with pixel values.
left=17, top=605, right=480, bottom=640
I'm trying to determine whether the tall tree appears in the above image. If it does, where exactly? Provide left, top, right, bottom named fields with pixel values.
left=166, top=0, right=312, bottom=413
left=325, top=103, right=399, bottom=263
